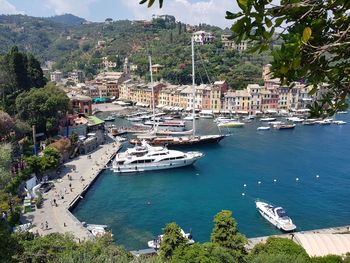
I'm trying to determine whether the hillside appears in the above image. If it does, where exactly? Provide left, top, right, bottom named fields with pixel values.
left=0, top=14, right=272, bottom=88
left=45, top=14, right=86, bottom=26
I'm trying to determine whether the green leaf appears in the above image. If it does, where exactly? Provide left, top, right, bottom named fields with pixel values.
left=139, top=0, right=147, bottom=4
left=149, top=0, right=156, bottom=7
left=292, top=57, right=301, bottom=69
left=225, top=11, right=243, bottom=20
left=275, top=17, right=284, bottom=27
left=238, top=0, right=248, bottom=10
left=302, top=27, right=312, bottom=42
left=265, top=17, right=272, bottom=28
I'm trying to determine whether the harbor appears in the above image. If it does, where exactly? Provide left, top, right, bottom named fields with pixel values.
left=73, top=111, right=350, bottom=250
left=22, top=136, right=121, bottom=241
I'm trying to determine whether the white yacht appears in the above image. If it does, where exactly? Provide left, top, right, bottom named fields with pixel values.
left=111, top=141, right=203, bottom=173
left=148, top=229, right=195, bottom=249
left=256, top=201, right=296, bottom=232
left=260, top=117, right=276, bottom=122
left=333, top=120, right=346, bottom=125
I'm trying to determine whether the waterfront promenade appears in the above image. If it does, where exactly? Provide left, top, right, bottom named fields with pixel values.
left=247, top=225, right=350, bottom=250
left=22, top=136, right=121, bottom=241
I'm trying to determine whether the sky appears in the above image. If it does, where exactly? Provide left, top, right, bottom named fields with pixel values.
left=0, top=0, right=240, bottom=28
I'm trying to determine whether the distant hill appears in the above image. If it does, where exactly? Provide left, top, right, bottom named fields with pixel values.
left=46, top=14, right=86, bottom=26
left=0, top=14, right=272, bottom=87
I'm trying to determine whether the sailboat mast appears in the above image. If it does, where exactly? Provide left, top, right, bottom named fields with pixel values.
left=149, top=56, right=156, bottom=130
left=191, top=37, right=196, bottom=137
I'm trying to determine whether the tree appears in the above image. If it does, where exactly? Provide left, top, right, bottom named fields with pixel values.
left=171, top=242, right=235, bottom=263
left=15, top=84, right=69, bottom=134
left=249, top=237, right=310, bottom=262
left=210, top=210, right=247, bottom=260
left=0, top=223, right=21, bottom=262
left=0, top=111, right=15, bottom=139
left=0, top=143, right=13, bottom=189
left=159, top=222, right=187, bottom=260
left=140, top=0, right=350, bottom=116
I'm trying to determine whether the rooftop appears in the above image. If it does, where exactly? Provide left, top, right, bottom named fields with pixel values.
left=87, top=116, right=105, bottom=126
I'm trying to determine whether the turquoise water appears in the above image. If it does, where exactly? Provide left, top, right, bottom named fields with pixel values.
left=74, top=113, right=350, bottom=250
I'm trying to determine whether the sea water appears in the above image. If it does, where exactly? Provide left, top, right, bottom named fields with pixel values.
left=73, top=113, right=350, bottom=250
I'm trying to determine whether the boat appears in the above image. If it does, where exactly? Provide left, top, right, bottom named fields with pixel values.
left=217, top=121, right=245, bottom=128
left=104, top=116, right=115, bottom=122
left=256, top=201, right=296, bottom=232
left=199, top=110, right=214, bottom=119
left=286, top=117, right=304, bottom=123
left=257, top=126, right=270, bottom=131
left=333, top=120, right=346, bottom=125
left=337, top=111, right=348, bottom=114
left=144, top=120, right=186, bottom=132
left=260, top=117, right=276, bottom=122
left=315, top=119, right=332, bottom=125
left=111, top=141, right=203, bottom=173
left=156, top=129, right=194, bottom=136
left=115, top=136, right=127, bottom=142
left=148, top=229, right=195, bottom=249
left=130, top=134, right=225, bottom=147
left=302, top=119, right=317, bottom=125
left=128, top=38, right=226, bottom=147
left=183, top=114, right=199, bottom=121
left=214, top=117, right=237, bottom=123
left=274, top=123, right=296, bottom=130
left=268, top=121, right=282, bottom=125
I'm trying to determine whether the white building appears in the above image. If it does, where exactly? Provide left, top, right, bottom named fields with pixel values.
left=193, top=31, right=215, bottom=45
left=50, top=71, right=63, bottom=83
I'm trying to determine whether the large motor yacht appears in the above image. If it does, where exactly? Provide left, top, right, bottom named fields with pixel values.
left=256, top=201, right=296, bottom=232
left=111, top=141, right=203, bottom=173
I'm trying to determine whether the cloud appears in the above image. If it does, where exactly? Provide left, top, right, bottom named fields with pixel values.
left=0, top=0, right=24, bottom=15
left=123, top=0, right=240, bottom=28
left=44, top=0, right=99, bottom=17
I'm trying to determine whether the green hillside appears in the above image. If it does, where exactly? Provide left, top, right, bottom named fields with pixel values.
left=0, top=14, right=272, bottom=88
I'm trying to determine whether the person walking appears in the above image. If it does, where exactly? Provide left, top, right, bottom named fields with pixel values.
left=45, top=221, right=48, bottom=230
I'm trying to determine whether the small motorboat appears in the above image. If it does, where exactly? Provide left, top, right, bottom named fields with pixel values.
left=274, top=123, right=296, bottom=130
left=316, top=119, right=332, bottom=125
left=257, top=126, right=270, bottom=131
left=104, top=116, right=115, bottom=122
left=337, top=111, right=348, bottom=114
left=260, top=117, right=276, bottom=122
left=148, top=229, right=195, bottom=249
left=333, top=120, right=346, bottom=125
left=256, top=201, right=296, bottom=232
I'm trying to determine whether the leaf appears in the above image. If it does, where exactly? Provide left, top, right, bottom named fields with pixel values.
left=147, top=0, right=155, bottom=7
left=237, top=0, right=248, bottom=10
left=302, top=27, right=312, bottom=42
left=225, top=11, right=242, bottom=20
left=139, top=0, right=147, bottom=4
left=265, top=17, right=272, bottom=28
left=275, top=17, right=284, bottom=27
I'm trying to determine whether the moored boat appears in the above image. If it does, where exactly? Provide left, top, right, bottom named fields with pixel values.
left=111, top=141, right=203, bottom=173
left=257, top=126, right=270, bottom=131
left=333, top=120, right=346, bottom=125
left=148, top=229, right=194, bottom=249
left=260, top=117, right=276, bottom=122
left=274, top=123, right=296, bottom=130
left=104, top=116, right=115, bottom=122
left=256, top=201, right=296, bottom=232
left=217, top=121, right=245, bottom=128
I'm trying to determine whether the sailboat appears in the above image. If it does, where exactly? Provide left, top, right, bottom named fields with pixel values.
left=129, top=38, right=226, bottom=147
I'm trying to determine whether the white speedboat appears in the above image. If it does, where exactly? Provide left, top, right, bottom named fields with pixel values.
left=316, top=119, right=332, bottom=125
left=111, top=141, right=203, bottom=173
left=148, top=229, right=194, bottom=249
left=333, top=120, right=346, bottom=125
left=337, top=111, right=348, bottom=114
left=256, top=201, right=296, bottom=232
left=257, top=126, right=270, bottom=131
left=286, top=117, right=304, bottom=123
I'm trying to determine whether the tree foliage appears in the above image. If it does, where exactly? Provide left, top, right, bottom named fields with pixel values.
left=0, top=46, right=46, bottom=114
left=0, top=111, right=15, bottom=139
left=171, top=242, right=235, bottom=263
left=15, top=83, right=69, bottom=134
left=159, top=222, right=187, bottom=260
left=210, top=210, right=247, bottom=260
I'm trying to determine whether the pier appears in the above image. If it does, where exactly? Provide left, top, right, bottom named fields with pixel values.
left=22, top=136, right=121, bottom=241
left=247, top=225, right=350, bottom=250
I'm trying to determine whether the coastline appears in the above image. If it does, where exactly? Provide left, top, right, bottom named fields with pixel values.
left=21, top=135, right=121, bottom=241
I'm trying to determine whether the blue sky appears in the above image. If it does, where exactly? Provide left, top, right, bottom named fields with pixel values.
left=0, top=0, right=240, bottom=28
